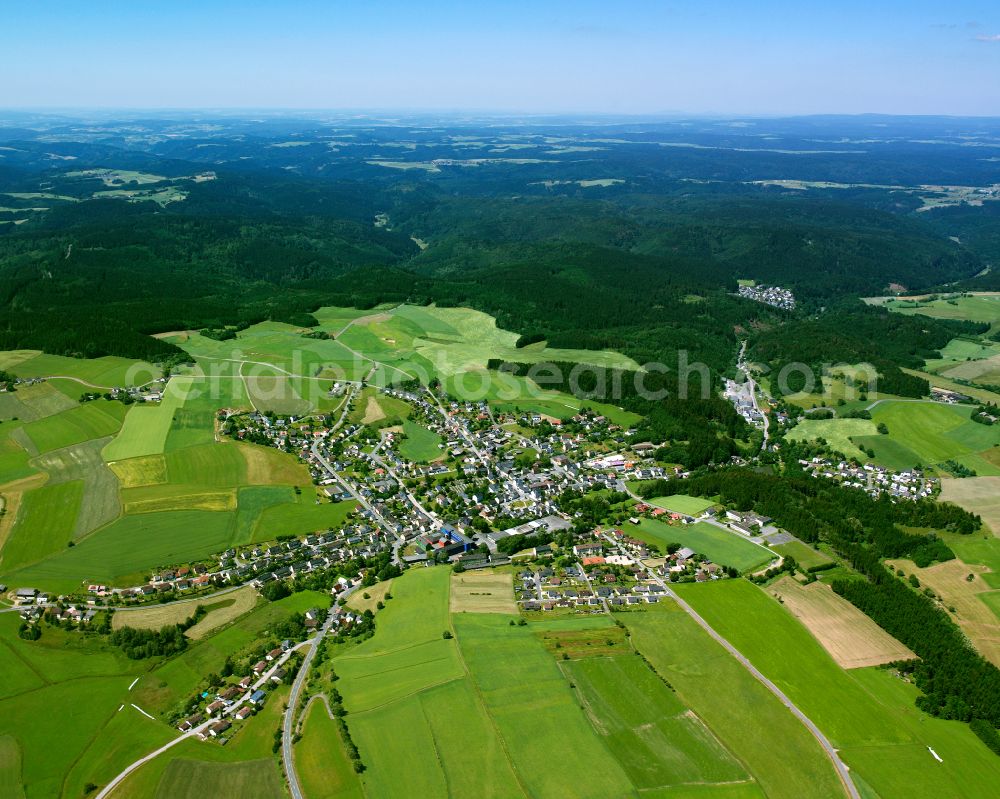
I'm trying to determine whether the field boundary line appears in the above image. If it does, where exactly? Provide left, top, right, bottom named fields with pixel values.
left=449, top=625, right=532, bottom=799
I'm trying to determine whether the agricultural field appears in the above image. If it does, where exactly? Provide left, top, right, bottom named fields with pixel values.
left=452, top=612, right=634, bottom=799
left=645, top=494, right=716, bottom=516
left=0, top=381, right=76, bottom=422
left=4, top=509, right=238, bottom=591
left=0, top=480, right=83, bottom=572
left=294, top=700, right=364, bottom=799
left=345, top=578, right=393, bottom=614
left=395, top=419, right=443, bottom=462
left=169, top=305, right=641, bottom=411
left=103, top=381, right=191, bottom=461
left=621, top=603, right=846, bottom=799
left=0, top=361, right=352, bottom=591
left=348, top=387, right=412, bottom=428
left=31, top=437, right=121, bottom=538
left=881, top=292, right=1000, bottom=328
left=450, top=568, right=515, bottom=613
left=887, top=557, right=1000, bottom=668
left=770, top=576, right=915, bottom=668
left=672, top=580, right=1000, bottom=798
left=109, top=454, right=169, bottom=488
left=8, top=354, right=161, bottom=388
left=0, top=735, right=25, bottom=799
left=21, top=401, right=126, bottom=455
left=632, top=518, right=774, bottom=571
left=111, top=586, right=259, bottom=638
left=785, top=417, right=879, bottom=459
left=152, top=759, right=285, bottom=799
left=564, top=654, right=756, bottom=794
left=0, top=613, right=177, bottom=799
left=251, top=488, right=357, bottom=541
left=940, top=476, right=1000, bottom=534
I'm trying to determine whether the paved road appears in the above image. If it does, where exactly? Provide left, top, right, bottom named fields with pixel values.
left=664, top=584, right=860, bottom=799
left=281, top=588, right=356, bottom=799
left=608, top=528, right=859, bottom=799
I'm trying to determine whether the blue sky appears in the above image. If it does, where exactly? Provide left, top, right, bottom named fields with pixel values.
left=2, top=0, right=999, bottom=114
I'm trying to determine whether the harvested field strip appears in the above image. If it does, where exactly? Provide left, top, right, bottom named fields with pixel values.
left=185, top=587, right=259, bottom=639
left=122, top=486, right=237, bottom=514
left=940, top=476, right=1000, bottom=535
left=450, top=570, right=515, bottom=614
left=888, top=557, right=1000, bottom=668
left=771, top=576, right=915, bottom=668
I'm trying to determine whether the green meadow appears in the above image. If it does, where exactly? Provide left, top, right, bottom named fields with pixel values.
left=9, top=353, right=161, bottom=388
left=1, top=481, right=83, bottom=572
left=672, top=580, right=1000, bottom=799
left=22, top=401, right=126, bottom=455
left=645, top=494, right=716, bottom=516
left=771, top=538, right=835, bottom=571
left=632, top=518, right=773, bottom=571
left=295, top=700, right=365, bottom=799
left=0, top=613, right=176, bottom=799
left=396, top=419, right=443, bottom=462
left=883, top=293, right=1000, bottom=328
left=622, top=603, right=847, bottom=799
left=563, top=654, right=755, bottom=793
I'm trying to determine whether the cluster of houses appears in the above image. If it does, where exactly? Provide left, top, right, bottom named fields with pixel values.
left=724, top=378, right=767, bottom=428
left=799, top=457, right=938, bottom=500
left=177, top=640, right=298, bottom=739
left=737, top=283, right=796, bottom=310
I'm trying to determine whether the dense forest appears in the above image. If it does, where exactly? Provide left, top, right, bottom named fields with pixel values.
left=0, top=114, right=990, bottom=387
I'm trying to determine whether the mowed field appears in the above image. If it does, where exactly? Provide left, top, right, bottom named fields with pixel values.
left=294, top=700, right=364, bottom=799
left=333, top=568, right=637, bottom=799
left=646, top=494, right=716, bottom=516
left=153, top=758, right=285, bottom=799
left=940, top=476, right=1000, bottom=534
left=770, top=576, right=915, bottom=668
left=622, top=602, right=847, bottom=799
left=0, top=613, right=178, bottom=799
left=111, top=585, right=259, bottom=639
left=671, top=580, right=1000, bottom=798
left=563, top=654, right=758, bottom=796
left=882, top=293, right=1000, bottom=327
left=771, top=539, right=835, bottom=571
left=396, top=419, right=443, bottom=462
left=632, top=518, right=774, bottom=571
left=450, top=569, right=516, bottom=613
left=887, top=557, right=1000, bottom=668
